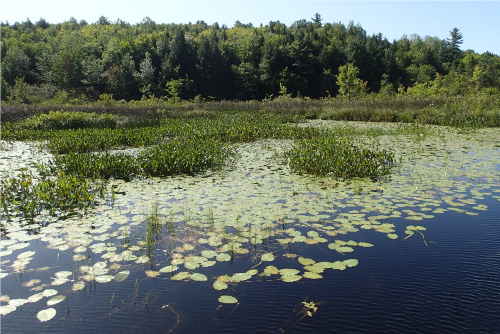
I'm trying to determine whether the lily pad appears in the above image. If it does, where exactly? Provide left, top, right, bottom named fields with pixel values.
left=171, top=272, right=191, bottom=280
left=303, top=265, right=324, bottom=274
left=336, top=246, right=355, bottom=253
left=213, top=280, right=228, bottom=290
left=279, top=268, right=300, bottom=276
left=47, top=295, right=66, bottom=306
left=191, top=256, right=208, bottom=264
left=281, top=275, right=302, bottom=282
left=343, top=259, right=359, bottom=267
left=263, top=265, right=279, bottom=275
left=231, top=272, right=252, bottom=282
left=28, top=293, right=44, bottom=303
left=307, top=231, right=319, bottom=238
left=387, top=234, right=398, bottom=240
left=145, top=270, right=160, bottom=278
left=303, top=272, right=323, bottom=279
left=72, top=254, right=86, bottom=261
left=136, top=255, right=149, bottom=264
left=216, top=253, right=231, bottom=262
left=201, top=260, right=216, bottom=267
left=114, top=270, right=130, bottom=282
left=95, top=275, right=114, bottom=283
left=246, top=269, right=258, bottom=276
left=261, top=253, right=275, bottom=261
left=218, top=295, right=238, bottom=304
left=73, top=246, right=87, bottom=253
left=190, top=273, right=208, bottom=281
left=71, top=281, right=86, bottom=291
left=314, top=262, right=333, bottom=269
left=184, top=261, right=199, bottom=270
left=37, top=308, right=56, bottom=322
left=51, top=278, right=68, bottom=286
left=17, top=251, right=35, bottom=259
left=0, top=305, right=16, bottom=316
left=357, top=242, right=374, bottom=247
left=54, top=271, right=72, bottom=279
left=42, top=289, right=58, bottom=297
left=9, top=299, right=29, bottom=307
left=217, top=275, right=231, bottom=282
left=171, top=259, right=185, bottom=265
left=159, top=266, right=178, bottom=273
left=201, top=250, right=217, bottom=258
left=298, top=257, right=315, bottom=266
left=331, top=261, right=347, bottom=270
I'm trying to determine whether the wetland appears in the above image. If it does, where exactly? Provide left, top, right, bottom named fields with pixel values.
left=1, top=110, right=499, bottom=333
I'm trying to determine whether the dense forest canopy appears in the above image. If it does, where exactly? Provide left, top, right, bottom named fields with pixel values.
left=1, top=15, right=499, bottom=103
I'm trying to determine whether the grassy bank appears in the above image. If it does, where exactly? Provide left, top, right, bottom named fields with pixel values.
left=2, top=94, right=499, bottom=128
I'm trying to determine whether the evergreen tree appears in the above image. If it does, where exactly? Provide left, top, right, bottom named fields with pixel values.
left=447, top=28, right=463, bottom=64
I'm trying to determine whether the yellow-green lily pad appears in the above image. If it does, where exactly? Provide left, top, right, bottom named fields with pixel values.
left=218, top=295, right=238, bottom=304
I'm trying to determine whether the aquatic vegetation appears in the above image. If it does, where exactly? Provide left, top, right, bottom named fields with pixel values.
left=0, top=115, right=498, bottom=329
left=285, top=134, right=396, bottom=180
left=48, top=138, right=235, bottom=181
left=36, top=308, right=57, bottom=322
left=1, top=168, right=106, bottom=221
left=218, top=295, right=238, bottom=304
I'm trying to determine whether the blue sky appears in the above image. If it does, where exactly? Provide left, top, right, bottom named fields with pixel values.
left=1, top=1, right=499, bottom=55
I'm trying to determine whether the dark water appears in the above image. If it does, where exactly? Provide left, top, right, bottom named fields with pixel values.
left=2, top=194, right=499, bottom=334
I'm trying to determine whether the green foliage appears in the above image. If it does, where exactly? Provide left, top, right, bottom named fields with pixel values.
left=1, top=46, right=31, bottom=85
left=49, top=138, right=235, bottom=181
left=17, top=111, right=120, bottom=131
left=9, top=77, right=30, bottom=103
left=406, top=64, right=436, bottom=85
left=2, top=17, right=497, bottom=103
left=378, top=74, right=395, bottom=96
left=336, top=64, right=367, bottom=100
left=285, top=134, right=396, bottom=180
left=98, top=93, right=115, bottom=105
left=0, top=76, right=8, bottom=101
left=1, top=168, right=106, bottom=220
left=165, top=79, right=191, bottom=102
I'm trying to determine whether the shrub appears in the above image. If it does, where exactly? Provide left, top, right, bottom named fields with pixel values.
left=18, top=110, right=120, bottom=130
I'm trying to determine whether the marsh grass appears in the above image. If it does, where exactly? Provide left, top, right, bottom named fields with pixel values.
left=285, top=135, right=396, bottom=180
left=2, top=94, right=498, bottom=128
left=145, top=203, right=163, bottom=255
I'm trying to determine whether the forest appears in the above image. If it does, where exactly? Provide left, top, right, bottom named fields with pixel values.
left=1, top=14, right=500, bottom=104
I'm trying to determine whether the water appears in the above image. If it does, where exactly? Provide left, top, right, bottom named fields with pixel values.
left=1, top=125, right=499, bottom=333
left=2, top=202, right=499, bottom=333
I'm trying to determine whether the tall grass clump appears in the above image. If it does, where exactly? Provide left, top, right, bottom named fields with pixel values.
left=285, top=134, right=396, bottom=180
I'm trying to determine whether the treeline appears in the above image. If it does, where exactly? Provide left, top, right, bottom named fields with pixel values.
left=1, top=15, right=500, bottom=103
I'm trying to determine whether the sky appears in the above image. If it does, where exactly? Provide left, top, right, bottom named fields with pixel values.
left=1, top=1, right=499, bottom=55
